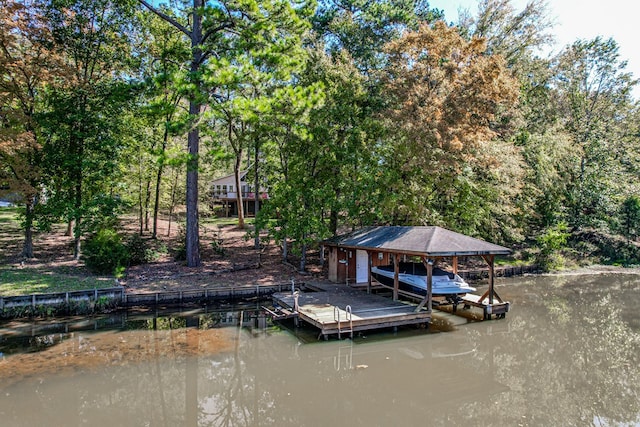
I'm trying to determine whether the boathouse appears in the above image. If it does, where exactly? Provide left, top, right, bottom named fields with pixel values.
left=270, top=227, right=510, bottom=339
left=323, top=226, right=511, bottom=314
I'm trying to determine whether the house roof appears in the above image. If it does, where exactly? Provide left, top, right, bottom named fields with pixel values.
left=211, top=171, right=247, bottom=185
left=323, top=226, right=511, bottom=257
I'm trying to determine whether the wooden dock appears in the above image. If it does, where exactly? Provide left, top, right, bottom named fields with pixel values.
left=272, top=283, right=431, bottom=340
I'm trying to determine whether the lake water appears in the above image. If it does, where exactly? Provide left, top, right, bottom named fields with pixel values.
left=1, top=273, right=639, bottom=426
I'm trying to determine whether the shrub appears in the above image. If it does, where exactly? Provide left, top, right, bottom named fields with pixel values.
left=126, top=234, right=148, bottom=265
left=536, top=222, right=570, bottom=271
left=83, top=228, right=129, bottom=275
left=125, top=234, right=164, bottom=265
left=173, top=226, right=187, bottom=261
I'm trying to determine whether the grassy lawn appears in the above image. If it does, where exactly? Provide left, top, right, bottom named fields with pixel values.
left=0, top=207, right=20, bottom=226
left=0, top=268, right=116, bottom=297
left=0, top=208, right=117, bottom=297
left=201, top=216, right=254, bottom=227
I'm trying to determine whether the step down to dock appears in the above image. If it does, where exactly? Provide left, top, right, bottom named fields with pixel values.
left=434, top=293, right=510, bottom=320
left=262, top=306, right=298, bottom=321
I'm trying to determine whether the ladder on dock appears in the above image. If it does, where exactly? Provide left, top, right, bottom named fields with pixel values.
left=334, top=305, right=353, bottom=339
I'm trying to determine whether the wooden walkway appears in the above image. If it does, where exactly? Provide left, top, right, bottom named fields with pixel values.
left=272, top=283, right=431, bottom=340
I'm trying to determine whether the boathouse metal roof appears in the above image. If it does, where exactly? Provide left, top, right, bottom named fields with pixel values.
left=323, top=226, right=511, bottom=257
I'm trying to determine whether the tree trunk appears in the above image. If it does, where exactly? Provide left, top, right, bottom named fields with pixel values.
left=184, top=0, right=203, bottom=267
left=73, top=220, right=81, bottom=260
left=144, top=178, right=152, bottom=232
left=21, top=199, right=35, bottom=258
left=299, top=239, right=307, bottom=272
left=65, top=219, right=73, bottom=236
left=185, top=105, right=200, bottom=266
left=168, top=166, right=179, bottom=237
left=329, top=208, right=339, bottom=236
left=234, top=152, right=245, bottom=229
left=138, top=167, right=144, bottom=235
left=254, top=145, right=260, bottom=249
left=73, top=144, right=83, bottom=261
left=152, top=162, right=163, bottom=239
left=152, top=126, right=169, bottom=239
left=282, top=235, right=288, bottom=262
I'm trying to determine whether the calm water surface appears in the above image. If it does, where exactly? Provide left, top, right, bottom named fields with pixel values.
left=1, top=273, right=640, bottom=426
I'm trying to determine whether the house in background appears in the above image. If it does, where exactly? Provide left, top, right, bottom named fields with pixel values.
left=210, top=170, right=268, bottom=217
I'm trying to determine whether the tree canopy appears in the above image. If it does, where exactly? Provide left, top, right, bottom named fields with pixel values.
left=2, top=0, right=640, bottom=272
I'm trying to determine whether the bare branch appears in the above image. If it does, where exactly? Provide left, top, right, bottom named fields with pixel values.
left=138, top=0, right=191, bottom=38
left=201, top=21, right=235, bottom=45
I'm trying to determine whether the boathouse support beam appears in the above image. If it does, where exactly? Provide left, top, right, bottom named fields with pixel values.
left=487, top=255, right=494, bottom=304
left=478, top=254, right=504, bottom=305
left=415, top=257, right=433, bottom=313
left=367, top=251, right=372, bottom=294
left=393, top=254, right=399, bottom=301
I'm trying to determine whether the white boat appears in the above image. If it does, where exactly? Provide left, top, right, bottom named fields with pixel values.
left=371, top=263, right=475, bottom=296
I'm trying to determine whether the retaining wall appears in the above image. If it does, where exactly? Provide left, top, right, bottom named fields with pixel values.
left=0, top=282, right=296, bottom=313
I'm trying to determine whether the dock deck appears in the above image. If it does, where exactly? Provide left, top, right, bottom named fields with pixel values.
left=272, top=283, right=431, bottom=339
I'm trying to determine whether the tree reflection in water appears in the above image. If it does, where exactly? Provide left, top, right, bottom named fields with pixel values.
left=480, top=274, right=640, bottom=426
left=0, top=274, right=639, bottom=426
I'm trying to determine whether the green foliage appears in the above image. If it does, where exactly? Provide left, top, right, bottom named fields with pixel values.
left=94, top=295, right=117, bottom=312
left=0, top=304, right=61, bottom=320
left=313, top=0, right=443, bottom=72
left=127, top=233, right=150, bottom=265
left=34, top=0, right=139, bottom=259
left=82, top=229, right=130, bottom=275
left=0, top=295, right=121, bottom=319
left=210, top=239, right=226, bottom=257
left=620, top=196, right=640, bottom=241
left=172, top=224, right=188, bottom=262
left=536, top=222, right=570, bottom=271
left=554, top=37, right=637, bottom=230
left=570, top=229, right=640, bottom=266
left=3, top=0, right=640, bottom=269
left=538, top=222, right=570, bottom=254
left=209, top=226, right=226, bottom=257
left=126, top=234, right=163, bottom=265
left=469, top=0, right=554, bottom=67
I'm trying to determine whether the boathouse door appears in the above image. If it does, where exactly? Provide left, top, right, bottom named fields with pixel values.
left=356, top=250, right=368, bottom=284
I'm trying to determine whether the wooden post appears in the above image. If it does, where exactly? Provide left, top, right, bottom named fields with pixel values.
left=367, top=251, right=372, bottom=294
left=416, top=257, right=433, bottom=312
left=482, top=255, right=495, bottom=304
left=393, top=254, right=399, bottom=301
left=452, top=256, right=458, bottom=275
left=426, top=259, right=433, bottom=312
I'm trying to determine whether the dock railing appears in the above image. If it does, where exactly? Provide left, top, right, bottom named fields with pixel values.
left=333, top=305, right=353, bottom=339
